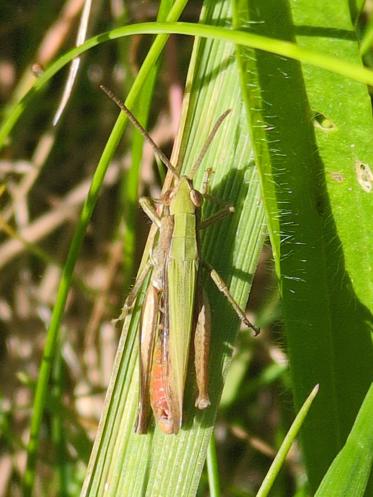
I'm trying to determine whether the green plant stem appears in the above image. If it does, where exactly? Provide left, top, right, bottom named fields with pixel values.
left=207, top=434, right=221, bottom=497
left=21, top=2, right=189, bottom=496
left=256, top=385, right=319, bottom=497
left=2, top=22, right=373, bottom=148
left=51, top=343, right=68, bottom=497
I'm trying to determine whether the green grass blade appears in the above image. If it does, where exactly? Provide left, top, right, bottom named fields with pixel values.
left=234, top=0, right=373, bottom=491
left=257, top=385, right=319, bottom=497
left=4, top=20, right=373, bottom=149
left=206, top=434, right=221, bottom=497
left=80, top=2, right=266, bottom=496
left=51, top=344, right=68, bottom=497
left=315, top=383, right=373, bottom=497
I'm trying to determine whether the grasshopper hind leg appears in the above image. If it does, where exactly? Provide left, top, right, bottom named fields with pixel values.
left=204, top=261, right=259, bottom=335
left=194, top=289, right=211, bottom=409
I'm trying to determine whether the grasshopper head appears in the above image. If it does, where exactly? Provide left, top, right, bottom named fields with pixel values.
left=169, top=176, right=203, bottom=215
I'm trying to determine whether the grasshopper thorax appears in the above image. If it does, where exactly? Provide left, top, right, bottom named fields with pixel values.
left=169, top=176, right=203, bottom=215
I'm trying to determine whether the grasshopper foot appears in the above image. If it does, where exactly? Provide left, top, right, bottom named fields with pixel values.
left=195, top=395, right=211, bottom=410
left=242, top=316, right=260, bottom=336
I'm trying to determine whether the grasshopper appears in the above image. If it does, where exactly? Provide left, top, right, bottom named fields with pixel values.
left=101, top=86, right=259, bottom=434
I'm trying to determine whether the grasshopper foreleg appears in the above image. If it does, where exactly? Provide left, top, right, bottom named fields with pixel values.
left=199, top=205, right=235, bottom=230
left=118, top=197, right=162, bottom=323
left=117, top=260, right=153, bottom=321
left=139, top=197, right=162, bottom=228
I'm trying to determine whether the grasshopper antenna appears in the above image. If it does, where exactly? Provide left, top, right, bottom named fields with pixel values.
left=189, top=109, right=231, bottom=179
left=100, top=85, right=179, bottom=179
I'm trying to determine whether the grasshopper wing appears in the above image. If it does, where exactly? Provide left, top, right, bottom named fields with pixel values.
left=135, top=284, right=159, bottom=434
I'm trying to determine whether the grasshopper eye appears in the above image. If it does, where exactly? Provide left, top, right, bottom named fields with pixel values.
left=190, top=189, right=203, bottom=207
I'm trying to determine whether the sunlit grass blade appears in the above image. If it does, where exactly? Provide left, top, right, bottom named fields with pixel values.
left=234, top=0, right=373, bottom=491
left=315, top=384, right=373, bottom=497
left=4, top=22, right=373, bottom=148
